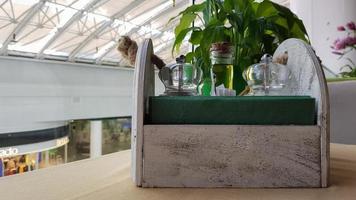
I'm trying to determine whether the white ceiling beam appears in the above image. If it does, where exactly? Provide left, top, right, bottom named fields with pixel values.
left=67, top=0, right=146, bottom=61
left=91, top=0, right=111, bottom=10
left=148, top=18, right=179, bottom=41
left=154, top=19, right=203, bottom=55
left=155, top=40, right=174, bottom=54
left=132, top=4, right=182, bottom=41
left=95, top=0, right=188, bottom=64
left=36, top=0, right=105, bottom=59
left=152, top=23, right=202, bottom=54
left=0, top=0, right=47, bottom=55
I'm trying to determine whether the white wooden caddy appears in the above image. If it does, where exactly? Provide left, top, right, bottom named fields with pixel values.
left=131, top=38, right=329, bottom=188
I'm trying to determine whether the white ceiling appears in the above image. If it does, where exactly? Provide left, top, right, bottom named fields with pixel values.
left=0, top=0, right=289, bottom=66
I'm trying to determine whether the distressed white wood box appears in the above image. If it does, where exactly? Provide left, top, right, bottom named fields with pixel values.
left=131, top=38, right=330, bottom=188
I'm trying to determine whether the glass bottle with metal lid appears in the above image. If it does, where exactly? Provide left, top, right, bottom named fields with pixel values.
left=243, top=54, right=292, bottom=95
left=210, top=42, right=234, bottom=94
left=159, top=55, right=202, bottom=96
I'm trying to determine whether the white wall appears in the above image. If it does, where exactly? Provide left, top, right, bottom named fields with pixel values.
left=290, top=0, right=356, bottom=74
left=0, top=57, right=164, bottom=133
left=328, top=81, right=356, bottom=144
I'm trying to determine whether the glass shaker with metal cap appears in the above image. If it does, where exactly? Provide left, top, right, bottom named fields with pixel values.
left=159, top=55, right=202, bottom=96
left=243, top=54, right=292, bottom=95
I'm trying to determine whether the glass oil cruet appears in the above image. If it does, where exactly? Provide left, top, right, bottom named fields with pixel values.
left=210, top=42, right=234, bottom=94
left=159, top=55, right=202, bottom=96
left=243, top=54, right=292, bottom=96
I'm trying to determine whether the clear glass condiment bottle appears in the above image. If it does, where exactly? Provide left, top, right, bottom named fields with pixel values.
left=243, top=54, right=292, bottom=95
left=210, top=42, right=234, bottom=92
left=159, top=55, right=202, bottom=96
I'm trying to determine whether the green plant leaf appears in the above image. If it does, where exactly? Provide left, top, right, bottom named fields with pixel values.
left=256, top=1, right=278, bottom=18
left=223, top=0, right=233, bottom=11
left=189, top=30, right=203, bottom=45
left=174, top=13, right=196, bottom=36
left=202, top=0, right=212, bottom=24
left=185, top=52, right=195, bottom=63
left=200, top=19, right=229, bottom=48
left=270, top=1, right=309, bottom=41
left=268, top=16, right=288, bottom=30
left=168, top=2, right=206, bottom=24
left=181, top=2, right=206, bottom=14
left=172, top=27, right=195, bottom=54
left=293, top=18, right=309, bottom=42
left=194, top=46, right=202, bottom=58
left=226, top=12, right=244, bottom=33
left=290, top=22, right=307, bottom=40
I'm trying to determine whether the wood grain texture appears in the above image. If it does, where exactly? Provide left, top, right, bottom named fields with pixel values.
left=131, top=39, right=155, bottom=186
left=143, top=125, right=321, bottom=188
left=273, top=39, right=329, bottom=187
left=305, top=43, right=330, bottom=188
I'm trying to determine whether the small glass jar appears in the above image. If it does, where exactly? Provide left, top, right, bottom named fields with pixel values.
left=243, top=54, right=292, bottom=95
left=159, top=55, right=202, bottom=96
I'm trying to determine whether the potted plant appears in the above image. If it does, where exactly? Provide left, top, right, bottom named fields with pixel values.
left=170, top=0, right=309, bottom=94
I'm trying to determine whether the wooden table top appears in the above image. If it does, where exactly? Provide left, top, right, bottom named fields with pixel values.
left=1, top=143, right=355, bottom=200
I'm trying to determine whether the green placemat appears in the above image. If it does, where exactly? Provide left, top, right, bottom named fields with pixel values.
left=147, top=96, right=316, bottom=125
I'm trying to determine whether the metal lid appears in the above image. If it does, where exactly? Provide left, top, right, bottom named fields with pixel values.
left=176, top=55, right=185, bottom=63
left=210, top=42, right=234, bottom=55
